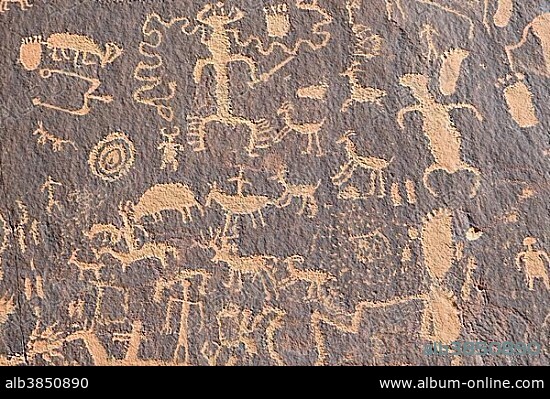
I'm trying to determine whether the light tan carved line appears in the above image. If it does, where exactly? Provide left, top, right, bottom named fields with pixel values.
left=390, top=183, right=403, bottom=206
left=414, top=0, right=475, bottom=40
left=439, top=49, right=469, bottom=96
left=0, top=0, right=31, bottom=14
left=233, top=0, right=332, bottom=82
left=33, top=69, right=112, bottom=116
left=15, top=200, right=28, bottom=254
left=505, top=13, right=550, bottom=77
left=33, top=122, right=77, bottom=152
left=311, top=295, right=428, bottom=365
left=133, top=14, right=198, bottom=122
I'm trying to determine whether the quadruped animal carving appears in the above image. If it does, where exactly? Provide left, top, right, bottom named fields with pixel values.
left=332, top=131, right=392, bottom=198
left=270, top=166, right=320, bottom=218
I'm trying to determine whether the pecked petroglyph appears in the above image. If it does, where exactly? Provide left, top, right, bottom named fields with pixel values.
left=439, top=48, right=469, bottom=96
left=398, top=73, right=483, bottom=198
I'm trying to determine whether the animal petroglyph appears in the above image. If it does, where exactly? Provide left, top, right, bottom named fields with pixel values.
left=270, top=166, right=320, bottom=218
left=274, top=101, right=325, bottom=156
left=505, top=13, right=550, bottom=77
left=439, top=48, right=469, bottom=96
left=20, top=33, right=122, bottom=69
left=398, top=73, right=483, bottom=198
left=158, top=127, right=185, bottom=172
left=341, top=61, right=386, bottom=111
left=281, top=255, right=335, bottom=301
left=498, top=74, right=539, bottom=128
left=32, top=69, right=113, bottom=115
left=264, top=4, right=290, bottom=38
left=96, top=242, right=178, bottom=272
left=33, top=122, right=77, bottom=152
left=515, top=237, right=549, bottom=291
left=128, top=183, right=203, bottom=224
left=88, top=132, right=135, bottom=183
left=0, top=0, right=31, bottom=14
left=133, top=14, right=197, bottom=122
left=332, top=131, right=392, bottom=198
left=206, top=171, right=272, bottom=233
left=196, top=230, right=279, bottom=301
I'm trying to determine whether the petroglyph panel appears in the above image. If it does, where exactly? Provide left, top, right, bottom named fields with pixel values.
left=0, top=0, right=548, bottom=366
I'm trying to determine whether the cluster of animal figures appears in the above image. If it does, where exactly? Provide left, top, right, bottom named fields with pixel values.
left=0, top=0, right=548, bottom=365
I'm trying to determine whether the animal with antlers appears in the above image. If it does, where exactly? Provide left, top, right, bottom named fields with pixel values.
left=282, top=255, right=335, bottom=301
left=196, top=230, right=279, bottom=301
left=270, top=166, right=321, bottom=218
left=331, top=131, right=393, bottom=197
left=341, top=61, right=386, bottom=112
left=274, top=101, right=326, bottom=156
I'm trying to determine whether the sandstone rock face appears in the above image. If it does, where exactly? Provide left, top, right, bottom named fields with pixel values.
left=0, top=0, right=548, bottom=366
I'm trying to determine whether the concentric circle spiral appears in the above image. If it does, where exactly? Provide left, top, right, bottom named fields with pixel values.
left=88, top=132, right=135, bottom=182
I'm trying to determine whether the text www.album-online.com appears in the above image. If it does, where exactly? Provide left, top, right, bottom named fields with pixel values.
left=379, top=377, right=545, bottom=389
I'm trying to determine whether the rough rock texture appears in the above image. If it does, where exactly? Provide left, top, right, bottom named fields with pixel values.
left=0, top=0, right=548, bottom=366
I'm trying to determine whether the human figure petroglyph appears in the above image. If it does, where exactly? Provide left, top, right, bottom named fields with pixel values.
left=196, top=230, right=279, bottom=301
left=270, top=166, right=320, bottom=218
left=419, top=24, right=440, bottom=63
left=332, top=131, right=392, bottom=198
left=187, top=2, right=273, bottom=157
left=158, top=127, right=185, bottom=172
left=274, top=101, right=325, bottom=156
left=33, top=122, right=77, bottom=152
left=128, top=183, right=203, bottom=224
left=281, top=255, right=335, bottom=301
left=0, top=0, right=31, bottom=13
left=515, top=237, right=549, bottom=291
left=398, top=73, right=483, bottom=198
left=32, top=69, right=113, bottom=115
left=341, top=61, right=386, bottom=112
